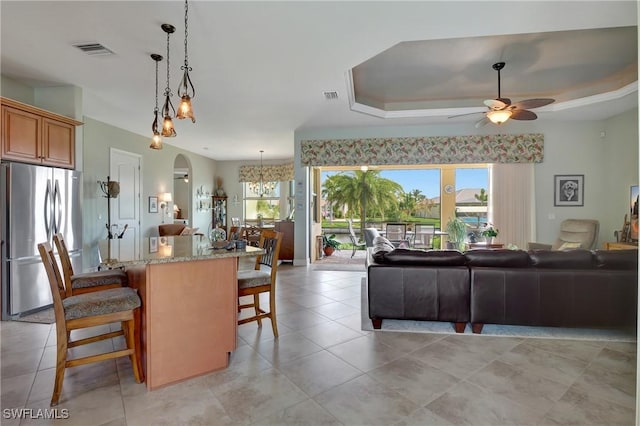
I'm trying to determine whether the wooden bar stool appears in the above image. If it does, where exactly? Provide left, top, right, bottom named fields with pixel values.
left=53, top=233, right=127, bottom=296
left=38, top=242, right=144, bottom=406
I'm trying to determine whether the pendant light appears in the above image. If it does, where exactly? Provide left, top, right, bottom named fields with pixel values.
left=176, top=0, right=196, bottom=123
left=150, top=53, right=164, bottom=149
left=161, top=23, right=177, bottom=137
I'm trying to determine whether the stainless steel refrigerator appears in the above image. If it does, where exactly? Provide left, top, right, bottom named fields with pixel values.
left=1, top=162, right=82, bottom=319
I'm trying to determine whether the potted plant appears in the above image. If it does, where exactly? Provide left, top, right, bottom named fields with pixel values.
left=481, top=224, right=499, bottom=244
left=445, top=217, right=468, bottom=251
left=322, top=233, right=341, bottom=256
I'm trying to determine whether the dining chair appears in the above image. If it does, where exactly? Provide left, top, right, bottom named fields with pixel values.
left=38, top=242, right=144, bottom=406
left=244, top=225, right=262, bottom=247
left=414, top=224, right=435, bottom=249
left=237, top=229, right=282, bottom=337
left=53, top=233, right=128, bottom=296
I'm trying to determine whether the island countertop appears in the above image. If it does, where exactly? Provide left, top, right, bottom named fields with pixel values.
left=99, top=235, right=262, bottom=268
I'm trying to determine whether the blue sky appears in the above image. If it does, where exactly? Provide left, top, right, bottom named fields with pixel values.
left=322, top=168, right=488, bottom=199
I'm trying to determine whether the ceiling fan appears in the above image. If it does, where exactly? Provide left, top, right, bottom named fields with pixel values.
left=452, top=62, right=555, bottom=128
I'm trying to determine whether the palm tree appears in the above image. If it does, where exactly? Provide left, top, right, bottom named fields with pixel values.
left=323, top=170, right=403, bottom=234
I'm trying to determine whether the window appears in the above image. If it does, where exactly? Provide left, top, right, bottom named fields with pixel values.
left=244, top=182, right=280, bottom=220
left=244, top=181, right=296, bottom=221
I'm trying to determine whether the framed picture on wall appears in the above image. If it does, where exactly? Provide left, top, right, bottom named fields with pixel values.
left=149, top=237, right=158, bottom=253
left=554, top=174, right=584, bottom=206
left=149, top=196, right=158, bottom=213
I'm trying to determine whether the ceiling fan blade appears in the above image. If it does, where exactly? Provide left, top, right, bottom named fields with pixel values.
left=483, top=99, right=507, bottom=110
left=448, top=111, right=485, bottom=119
left=475, top=117, right=490, bottom=128
left=511, top=98, right=555, bottom=110
left=497, top=97, right=511, bottom=106
left=511, top=109, right=537, bottom=120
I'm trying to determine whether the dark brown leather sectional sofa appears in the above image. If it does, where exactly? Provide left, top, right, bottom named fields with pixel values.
left=367, top=248, right=637, bottom=333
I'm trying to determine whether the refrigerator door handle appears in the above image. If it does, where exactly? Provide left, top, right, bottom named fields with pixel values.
left=53, top=179, right=62, bottom=235
left=44, top=179, right=52, bottom=241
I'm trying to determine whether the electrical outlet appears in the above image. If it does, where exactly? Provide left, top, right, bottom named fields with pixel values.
left=548, top=213, right=556, bottom=220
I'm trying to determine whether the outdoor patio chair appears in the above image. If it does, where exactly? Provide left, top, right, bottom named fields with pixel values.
left=347, top=219, right=366, bottom=258
left=414, top=224, right=435, bottom=249
left=385, top=223, right=410, bottom=248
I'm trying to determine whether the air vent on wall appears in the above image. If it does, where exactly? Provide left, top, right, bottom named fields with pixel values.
left=72, top=42, right=114, bottom=56
left=323, top=91, right=339, bottom=100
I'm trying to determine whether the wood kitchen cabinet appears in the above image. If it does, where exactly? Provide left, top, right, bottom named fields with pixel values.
left=1, top=97, right=82, bottom=168
left=275, top=220, right=294, bottom=262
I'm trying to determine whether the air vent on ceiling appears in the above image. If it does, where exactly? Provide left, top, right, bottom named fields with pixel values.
left=323, top=91, right=339, bottom=100
left=72, top=42, right=114, bottom=56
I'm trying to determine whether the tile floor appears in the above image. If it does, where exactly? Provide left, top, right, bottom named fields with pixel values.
left=1, top=261, right=637, bottom=425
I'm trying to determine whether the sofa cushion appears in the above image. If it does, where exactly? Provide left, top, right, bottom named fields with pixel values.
left=465, top=250, right=530, bottom=268
left=374, top=248, right=467, bottom=266
left=594, top=249, right=638, bottom=270
left=529, top=249, right=594, bottom=269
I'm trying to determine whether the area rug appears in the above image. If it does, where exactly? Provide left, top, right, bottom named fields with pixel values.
left=14, top=307, right=55, bottom=324
left=360, top=279, right=636, bottom=342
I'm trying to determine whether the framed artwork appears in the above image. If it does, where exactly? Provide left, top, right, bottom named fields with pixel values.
left=554, top=175, right=584, bottom=206
left=149, top=196, right=158, bottom=213
left=149, top=237, right=158, bottom=253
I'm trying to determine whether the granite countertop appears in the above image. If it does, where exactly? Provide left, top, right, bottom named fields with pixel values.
left=99, top=235, right=263, bottom=268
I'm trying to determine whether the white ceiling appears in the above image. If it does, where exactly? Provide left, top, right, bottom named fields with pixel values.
left=1, top=1, right=638, bottom=161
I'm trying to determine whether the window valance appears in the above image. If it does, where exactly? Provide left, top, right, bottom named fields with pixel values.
left=300, top=134, right=544, bottom=166
left=239, top=163, right=294, bottom=182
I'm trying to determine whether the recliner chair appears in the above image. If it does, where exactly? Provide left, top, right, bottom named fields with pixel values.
left=528, top=219, right=600, bottom=250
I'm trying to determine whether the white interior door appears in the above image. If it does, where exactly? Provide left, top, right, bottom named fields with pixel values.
left=110, top=149, right=141, bottom=260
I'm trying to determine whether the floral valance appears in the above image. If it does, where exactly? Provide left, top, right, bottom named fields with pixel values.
left=300, top=134, right=544, bottom=166
left=239, top=163, right=294, bottom=182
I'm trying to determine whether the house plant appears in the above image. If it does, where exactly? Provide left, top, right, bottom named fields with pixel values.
left=322, top=233, right=341, bottom=256
left=481, top=224, right=499, bottom=244
left=445, top=217, right=468, bottom=251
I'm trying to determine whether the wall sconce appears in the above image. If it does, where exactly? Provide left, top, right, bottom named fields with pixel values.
left=159, top=192, right=173, bottom=223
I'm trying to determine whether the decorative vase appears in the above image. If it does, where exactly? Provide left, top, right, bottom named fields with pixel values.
left=217, top=188, right=225, bottom=197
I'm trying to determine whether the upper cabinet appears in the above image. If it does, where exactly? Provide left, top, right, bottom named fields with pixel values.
left=1, top=97, right=83, bottom=169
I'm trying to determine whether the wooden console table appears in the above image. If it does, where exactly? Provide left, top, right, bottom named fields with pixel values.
left=604, top=242, right=638, bottom=250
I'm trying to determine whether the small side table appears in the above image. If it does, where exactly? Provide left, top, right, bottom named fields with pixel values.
left=467, top=243, right=504, bottom=250
left=604, top=242, right=638, bottom=250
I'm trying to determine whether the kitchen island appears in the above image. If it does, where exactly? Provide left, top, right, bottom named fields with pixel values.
left=99, top=236, right=262, bottom=390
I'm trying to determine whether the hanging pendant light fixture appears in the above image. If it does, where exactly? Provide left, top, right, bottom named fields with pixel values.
left=150, top=53, right=164, bottom=150
left=161, top=23, right=177, bottom=137
left=248, top=150, right=277, bottom=197
left=176, top=0, right=196, bottom=123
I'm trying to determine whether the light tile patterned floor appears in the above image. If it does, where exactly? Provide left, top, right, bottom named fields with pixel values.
left=1, top=261, right=636, bottom=425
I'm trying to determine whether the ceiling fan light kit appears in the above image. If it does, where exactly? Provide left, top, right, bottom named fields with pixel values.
left=487, top=109, right=512, bottom=124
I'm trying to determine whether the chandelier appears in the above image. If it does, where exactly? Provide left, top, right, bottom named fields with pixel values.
left=248, top=150, right=276, bottom=197
left=176, top=0, right=196, bottom=123
left=150, top=53, right=163, bottom=149
left=161, top=23, right=177, bottom=137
